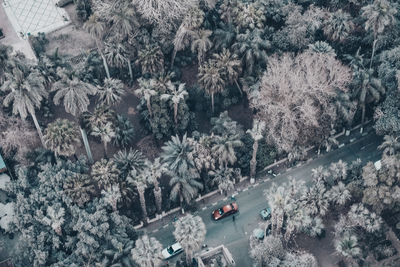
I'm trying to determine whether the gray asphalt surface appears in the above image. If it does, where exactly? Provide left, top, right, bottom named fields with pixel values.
left=147, top=132, right=382, bottom=266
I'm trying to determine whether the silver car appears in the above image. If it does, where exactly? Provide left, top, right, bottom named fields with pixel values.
left=162, top=242, right=183, bottom=260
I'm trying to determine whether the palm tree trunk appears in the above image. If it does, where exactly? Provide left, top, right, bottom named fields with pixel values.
left=146, top=99, right=153, bottom=116
left=234, top=79, right=243, bottom=95
left=361, top=103, right=366, bottom=128
left=211, top=92, right=215, bottom=113
left=127, top=60, right=133, bottom=81
left=99, top=50, right=111, bottom=79
left=139, top=190, right=148, bottom=224
left=30, top=111, right=46, bottom=147
left=180, top=194, right=185, bottom=214
left=170, top=49, right=177, bottom=69
left=153, top=181, right=162, bottom=214
left=369, top=38, right=377, bottom=70
left=103, top=141, right=108, bottom=158
left=80, top=127, right=93, bottom=164
left=250, top=140, right=259, bottom=179
left=174, top=103, right=178, bottom=124
left=186, top=250, right=192, bottom=265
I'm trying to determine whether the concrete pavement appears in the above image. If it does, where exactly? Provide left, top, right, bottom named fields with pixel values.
left=147, top=132, right=382, bottom=266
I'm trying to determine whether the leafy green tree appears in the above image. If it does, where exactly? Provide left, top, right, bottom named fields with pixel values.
left=97, top=78, right=126, bottom=106
left=101, top=184, right=121, bottom=211
left=198, top=60, right=225, bottom=113
left=160, top=82, right=188, bottom=124
left=131, top=235, right=163, bottom=267
left=173, top=214, right=206, bottom=264
left=83, top=14, right=111, bottom=78
left=1, top=65, right=48, bottom=147
left=91, top=158, right=120, bottom=189
left=43, top=119, right=80, bottom=157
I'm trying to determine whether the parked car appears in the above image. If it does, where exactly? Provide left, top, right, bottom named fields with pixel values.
left=162, top=242, right=183, bottom=260
left=212, top=202, right=238, bottom=221
left=260, top=207, right=271, bottom=220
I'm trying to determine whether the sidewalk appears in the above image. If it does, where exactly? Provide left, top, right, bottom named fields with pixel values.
left=141, top=122, right=375, bottom=233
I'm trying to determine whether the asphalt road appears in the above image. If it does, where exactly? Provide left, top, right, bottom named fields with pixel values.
left=148, top=133, right=382, bottom=266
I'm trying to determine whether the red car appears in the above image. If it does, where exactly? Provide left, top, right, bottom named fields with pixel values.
left=212, top=202, right=238, bottom=220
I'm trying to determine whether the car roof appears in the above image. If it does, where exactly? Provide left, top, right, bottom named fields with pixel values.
left=222, top=204, right=233, bottom=212
left=171, top=242, right=182, bottom=250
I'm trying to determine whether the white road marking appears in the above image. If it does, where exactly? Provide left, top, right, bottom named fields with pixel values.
left=202, top=207, right=207, bottom=210
left=212, top=202, right=218, bottom=206
left=163, top=224, right=168, bottom=228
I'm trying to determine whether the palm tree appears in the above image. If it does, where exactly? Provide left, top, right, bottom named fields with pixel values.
left=148, top=157, right=167, bottom=214
left=161, top=134, right=197, bottom=176
left=208, top=167, right=235, bottom=195
left=97, top=78, right=126, bottom=106
left=160, top=81, right=188, bottom=124
left=131, top=235, right=163, bottom=267
left=43, top=119, right=80, bottom=157
left=113, top=148, right=147, bottom=177
left=328, top=182, right=351, bottom=206
left=169, top=171, right=203, bottom=214
left=323, top=10, right=354, bottom=43
left=213, top=48, right=242, bottom=95
left=191, top=29, right=213, bottom=64
left=211, top=134, right=243, bottom=169
left=329, top=160, right=348, bottom=183
left=135, top=44, right=164, bottom=75
left=108, top=1, right=139, bottom=40
left=52, top=68, right=98, bottom=117
left=52, top=68, right=97, bottom=162
left=113, top=114, right=135, bottom=148
left=104, top=41, right=133, bottom=81
left=1, top=66, right=48, bottom=147
left=101, top=184, right=121, bottom=211
left=91, top=121, right=115, bottom=157
left=173, top=214, right=206, bottom=264
left=335, top=233, right=361, bottom=265
left=171, top=25, right=196, bottom=68
left=232, top=28, right=268, bottom=75
left=198, top=61, right=225, bottom=113
left=378, top=135, right=400, bottom=156
left=91, top=158, right=120, bottom=189
left=129, top=168, right=151, bottom=223
left=246, top=119, right=265, bottom=180
left=83, top=14, right=111, bottom=78
left=135, top=78, right=158, bottom=116
left=354, top=68, right=385, bottom=129
left=361, top=0, right=397, bottom=68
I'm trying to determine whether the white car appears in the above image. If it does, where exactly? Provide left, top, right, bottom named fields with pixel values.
left=162, top=242, right=183, bottom=260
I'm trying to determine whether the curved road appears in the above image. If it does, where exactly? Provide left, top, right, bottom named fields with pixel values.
left=148, top=133, right=382, bottom=266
